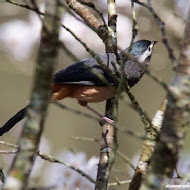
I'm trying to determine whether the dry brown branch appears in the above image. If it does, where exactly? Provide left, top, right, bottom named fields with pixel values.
left=65, top=0, right=107, bottom=40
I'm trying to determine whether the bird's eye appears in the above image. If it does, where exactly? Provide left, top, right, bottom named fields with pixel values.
left=148, top=47, right=151, bottom=51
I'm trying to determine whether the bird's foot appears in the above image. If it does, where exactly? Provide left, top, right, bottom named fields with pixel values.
left=102, top=116, right=114, bottom=125
left=99, top=117, right=114, bottom=126
left=80, top=102, right=114, bottom=125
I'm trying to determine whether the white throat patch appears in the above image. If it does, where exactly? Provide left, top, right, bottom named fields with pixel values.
left=137, top=42, right=154, bottom=63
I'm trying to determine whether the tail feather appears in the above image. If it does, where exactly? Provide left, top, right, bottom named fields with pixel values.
left=0, top=106, right=27, bottom=136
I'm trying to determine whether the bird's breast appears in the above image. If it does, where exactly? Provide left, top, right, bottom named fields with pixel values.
left=69, top=85, right=116, bottom=103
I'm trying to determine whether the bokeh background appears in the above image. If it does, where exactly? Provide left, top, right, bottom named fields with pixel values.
left=0, top=0, right=189, bottom=189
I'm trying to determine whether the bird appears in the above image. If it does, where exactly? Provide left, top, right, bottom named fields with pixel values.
left=0, top=40, right=157, bottom=136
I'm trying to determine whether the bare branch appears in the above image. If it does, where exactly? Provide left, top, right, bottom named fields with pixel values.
left=140, top=6, right=190, bottom=190
left=3, top=1, right=63, bottom=189
left=108, top=179, right=131, bottom=186
left=54, top=102, right=99, bottom=122
left=129, top=0, right=138, bottom=49
left=38, top=152, right=96, bottom=184
left=134, top=0, right=176, bottom=64
left=117, top=150, right=136, bottom=171
left=65, top=0, right=106, bottom=39
left=71, top=135, right=136, bottom=170
left=95, top=1, right=119, bottom=189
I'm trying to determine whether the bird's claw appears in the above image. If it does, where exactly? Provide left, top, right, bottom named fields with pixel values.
left=99, top=117, right=114, bottom=126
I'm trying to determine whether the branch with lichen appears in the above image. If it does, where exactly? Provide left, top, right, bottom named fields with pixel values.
left=95, top=1, right=119, bottom=189
left=0, top=139, right=131, bottom=188
left=140, top=6, right=190, bottom=189
left=3, top=1, right=63, bottom=189
left=129, top=98, right=167, bottom=190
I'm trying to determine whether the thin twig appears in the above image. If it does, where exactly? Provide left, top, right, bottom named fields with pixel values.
left=117, top=150, right=136, bottom=170
left=0, top=141, right=18, bottom=149
left=108, top=179, right=131, bottom=186
left=71, top=136, right=100, bottom=143
left=54, top=102, right=99, bottom=122
left=38, top=152, right=96, bottom=184
left=71, top=136, right=136, bottom=171
left=117, top=46, right=169, bottom=92
left=0, top=150, right=17, bottom=154
left=27, top=185, right=56, bottom=190
left=0, top=139, right=96, bottom=185
left=129, top=0, right=138, bottom=49
left=59, top=41, right=79, bottom=61
left=134, top=0, right=176, bottom=64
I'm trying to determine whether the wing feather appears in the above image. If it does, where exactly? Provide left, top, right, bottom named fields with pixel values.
left=53, top=55, right=118, bottom=86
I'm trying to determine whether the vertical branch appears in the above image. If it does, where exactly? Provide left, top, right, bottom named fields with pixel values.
left=129, top=0, right=138, bottom=48
left=95, top=1, right=118, bottom=190
left=3, top=1, right=63, bottom=190
left=129, top=98, right=167, bottom=190
left=140, top=6, right=190, bottom=190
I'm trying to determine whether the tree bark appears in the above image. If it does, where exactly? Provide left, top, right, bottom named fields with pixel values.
left=3, top=1, right=63, bottom=189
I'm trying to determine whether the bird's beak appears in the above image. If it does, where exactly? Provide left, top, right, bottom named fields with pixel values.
left=152, top=41, right=158, bottom=46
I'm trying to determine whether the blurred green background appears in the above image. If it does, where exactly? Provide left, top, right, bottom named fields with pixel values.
left=0, top=0, right=189, bottom=189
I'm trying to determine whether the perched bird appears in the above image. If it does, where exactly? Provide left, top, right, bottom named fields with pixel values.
left=0, top=40, right=157, bottom=136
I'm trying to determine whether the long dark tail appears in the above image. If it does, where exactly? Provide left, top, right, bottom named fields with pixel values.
left=0, top=106, right=27, bottom=136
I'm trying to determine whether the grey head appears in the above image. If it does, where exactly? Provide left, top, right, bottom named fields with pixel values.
left=120, top=40, right=157, bottom=87
left=127, top=40, right=157, bottom=64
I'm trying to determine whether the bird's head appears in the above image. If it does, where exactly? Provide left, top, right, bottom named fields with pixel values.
left=129, top=40, right=157, bottom=64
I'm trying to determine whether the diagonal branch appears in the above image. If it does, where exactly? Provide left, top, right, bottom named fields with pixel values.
left=129, top=98, right=167, bottom=190
left=65, top=0, right=107, bottom=41
left=38, top=152, right=95, bottom=184
left=134, top=0, right=176, bottom=64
